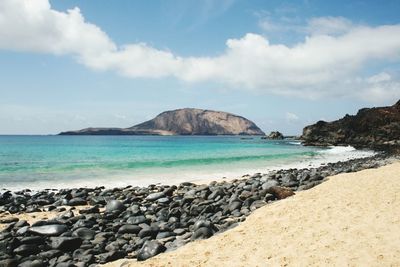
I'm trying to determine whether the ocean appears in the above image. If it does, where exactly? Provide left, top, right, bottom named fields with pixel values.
left=0, top=135, right=375, bottom=190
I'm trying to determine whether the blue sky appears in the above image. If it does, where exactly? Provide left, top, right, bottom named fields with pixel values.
left=1, top=0, right=400, bottom=135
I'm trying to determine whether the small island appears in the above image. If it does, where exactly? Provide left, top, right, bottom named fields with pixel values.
left=59, top=108, right=265, bottom=136
left=262, top=131, right=284, bottom=140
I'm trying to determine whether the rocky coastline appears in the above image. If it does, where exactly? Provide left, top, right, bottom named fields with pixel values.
left=301, top=100, right=400, bottom=153
left=0, top=153, right=396, bottom=267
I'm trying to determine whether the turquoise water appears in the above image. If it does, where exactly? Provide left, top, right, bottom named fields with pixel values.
left=0, top=135, right=368, bottom=190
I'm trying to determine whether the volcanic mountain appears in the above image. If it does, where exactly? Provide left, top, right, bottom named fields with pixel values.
left=59, top=108, right=265, bottom=136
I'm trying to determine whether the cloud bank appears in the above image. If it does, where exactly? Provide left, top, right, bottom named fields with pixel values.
left=1, top=0, right=400, bottom=102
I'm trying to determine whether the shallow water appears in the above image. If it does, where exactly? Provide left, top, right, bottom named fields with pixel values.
left=0, top=135, right=374, bottom=190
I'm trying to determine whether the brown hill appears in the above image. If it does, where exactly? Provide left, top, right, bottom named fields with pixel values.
left=59, top=108, right=265, bottom=136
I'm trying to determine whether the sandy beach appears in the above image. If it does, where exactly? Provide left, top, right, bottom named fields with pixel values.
left=104, top=161, right=400, bottom=267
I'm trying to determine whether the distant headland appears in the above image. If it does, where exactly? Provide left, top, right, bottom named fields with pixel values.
left=301, top=99, right=400, bottom=152
left=59, top=108, right=265, bottom=136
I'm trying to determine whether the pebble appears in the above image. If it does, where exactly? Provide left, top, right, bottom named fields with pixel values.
left=137, top=241, right=166, bottom=261
left=105, top=200, right=126, bottom=213
left=50, top=237, right=83, bottom=251
left=29, top=224, right=68, bottom=236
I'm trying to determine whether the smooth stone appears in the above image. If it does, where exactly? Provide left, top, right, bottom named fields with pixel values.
left=14, top=244, right=40, bottom=256
left=156, top=231, right=175, bottom=239
left=137, top=240, right=166, bottom=261
left=239, top=190, right=252, bottom=200
left=250, top=200, right=266, bottom=211
left=96, top=250, right=126, bottom=263
left=73, top=249, right=94, bottom=263
left=45, top=205, right=57, bottom=211
left=26, top=206, right=41, bottom=213
left=173, top=228, right=186, bottom=235
left=56, top=253, right=72, bottom=263
left=29, top=224, right=68, bottom=236
left=58, top=210, right=74, bottom=219
left=38, top=249, right=63, bottom=259
left=264, top=193, right=275, bottom=202
left=138, top=227, right=158, bottom=239
left=72, top=227, right=95, bottom=240
left=50, top=236, right=82, bottom=251
left=75, top=254, right=94, bottom=264
left=193, top=220, right=213, bottom=231
left=16, top=226, right=29, bottom=235
left=0, top=217, right=19, bottom=224
left=261, top=179, right=279, bottom=190
left=73, top=219, right=95, bottom=229
left=14, top=220, right=29, bottom=228
left=19, top=236, right=45, bottom=245
left=105, top=200, right=126, bottom=213
left=18, top=259, right=45, bottom=267
left=228, top=201, right=242, bottom=212
left=0, top=258, right=18, bottom=267
left=146, top=192, right=165, bottom=201
left=126, top=215, right=147, bottom=225
left=207, top=190, right=219, bottom=200
left=191, top=227, right=214, bottom=240
left=0, top=232, right=12, bottom=240
left=298, top=180, right=321, bottom=190
left=231, top=210, right=242, bottom=217
left=118, top=224, right=141, bottom=235
left=127, top=205, right=141, bottom=215
left=105, top=242, right=120, bottom=252
left=78, top=206, right=100, bottom=214
left=54, top=262, right=75, bottom=267
left=156, top=197, right=170, bottom=204
left=88, top=196, right=106, bottom=206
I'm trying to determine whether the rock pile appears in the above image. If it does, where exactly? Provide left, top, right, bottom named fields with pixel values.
left=0, top=154, right=392, bottom=266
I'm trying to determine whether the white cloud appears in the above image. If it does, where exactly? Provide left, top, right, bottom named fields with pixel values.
left=366, top=72, right=391, bottom=83
left=258, top=15, right=303, bottom=33
left=285, top=112, right=299, bottom=122
left=357, top=73, right=400, bottom=104
left=306, top=17, right=353, bottom=35
left=0, top=0, right=116, bottom=55
left=1, top=0, right=400, bottom=104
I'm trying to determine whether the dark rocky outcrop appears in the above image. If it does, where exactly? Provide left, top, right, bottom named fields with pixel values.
left=262, top=131, right=284, bottom=140
left=301, top=100, right=400, bottom=151
left=59, top=108, right=265, bottom=136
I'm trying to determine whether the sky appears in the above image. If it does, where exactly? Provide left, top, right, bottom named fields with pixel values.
left=1, top=0, right=400, bottom=135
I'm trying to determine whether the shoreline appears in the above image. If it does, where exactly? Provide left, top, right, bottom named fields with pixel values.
left=0, top=154, right=397, bottom=266
left=105, top=159, right=400, bottom=267
left=0, top=145, right=376, bottom=192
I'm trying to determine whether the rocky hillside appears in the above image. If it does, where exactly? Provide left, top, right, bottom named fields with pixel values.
left=59, top=108, right=265, bottom=136
left=301, top=100, right=400, bottom=150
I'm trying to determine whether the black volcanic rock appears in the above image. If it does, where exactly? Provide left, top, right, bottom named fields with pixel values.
left=263, top=131, right=284, bottom=140
left=137, top=241, right=166, bottom=261
left=29, top=224, right=68, bottom=236
left=59, top=108, right=265, bottom=136
left=301, top=100, right=400, bottom=150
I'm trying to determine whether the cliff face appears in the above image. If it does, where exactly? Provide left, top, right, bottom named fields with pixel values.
left=59, top=108, right=265, bottom=136
left=301, top=100, right=400, bottom=149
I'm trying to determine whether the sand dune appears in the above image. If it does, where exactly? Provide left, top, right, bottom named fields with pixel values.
left=105, top=161, right=400, bottom=267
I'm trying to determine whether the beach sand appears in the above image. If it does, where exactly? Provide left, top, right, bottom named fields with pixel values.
left=104, top=161, right=400, bottom=267
left=0, top=205, right=94, bottom=231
